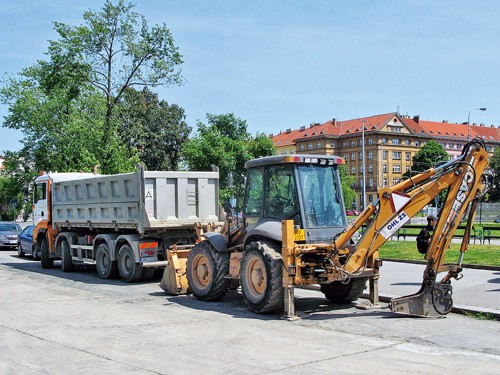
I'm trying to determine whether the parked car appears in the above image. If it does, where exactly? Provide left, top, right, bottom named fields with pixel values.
left=494, top=216, right=500, bottom=224
left=0, top=222, right=22, bottom=249
left=346, top=210, right=355, bottom=216
left=17, top=225, right=38, bottom=259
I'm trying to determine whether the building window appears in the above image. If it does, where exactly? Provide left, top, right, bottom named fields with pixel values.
left=393, top=165, right=401, bottom=173
left=405, top=139, right=410, bottom=146
left=299, top=144, right=304, bottom=151
left=368, top=164, right=373, bottom=172
left=368, top=178, right=374, bottom=187
left=415, top=140, right=420, bottom=147
left=317, top=142, right=321, bottom=149
left=308, top=143, right=313, bottom=150
left=343, top=153, right=348, bottom=160
left=330, top=142, right=335, bottom=148
left=368, top=151, right=373, bottom=159
left=393, top=178, right=399, bottom=185
left=360, top=166, right=364, bottom=173
left=359, top=139, right=363, bottom=146
left=351, top=166, right=356, bottom=174
left=383, top=178, right=387, bottom=187
left=393, top=151, right=401, bottom=160
left=351, top=153, right=356, bottom=161
left=390, top=126, right=402, bottom=132
left=289, top=149, right=294, bottom=154
left=382, top=137, right=387, bottom=143
left=406, top=152, right=411, bottom=160
left=343, top=141, right=347, bottom=148
left=406, top=166, right=410, bottom=172
left=368, top=138, right=373, bottom=145
left=352, top=180, right=357, bottom=188
left=392, top=138, right=400, bottom=145
left=359, top=152, right=363, bottom=160
left=382, top=164, right=387, bottom=172
left=383, top=151, right=388, bottom=159
left=351, top=140, right=356, bottom=147
left=281, top=150, right=287, bottom=155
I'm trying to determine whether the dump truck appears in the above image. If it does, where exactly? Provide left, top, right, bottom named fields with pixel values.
left=32, top=165, right=222, bottom=282
left=162, top=139, right=490, bottom=318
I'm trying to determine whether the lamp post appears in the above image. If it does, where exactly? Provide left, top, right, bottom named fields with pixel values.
left=467, top=107, right=486, bottom=141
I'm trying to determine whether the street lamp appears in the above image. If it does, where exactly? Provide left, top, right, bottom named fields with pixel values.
left=467, top=107, right=486, bottom=141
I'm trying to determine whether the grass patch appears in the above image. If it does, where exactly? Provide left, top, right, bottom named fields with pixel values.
left=379, top=241, right=500, bottom=267
left=464, top=312, right=498, bottom=321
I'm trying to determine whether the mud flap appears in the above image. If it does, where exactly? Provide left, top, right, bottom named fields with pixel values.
left=389, top=280, right=453, bottom=317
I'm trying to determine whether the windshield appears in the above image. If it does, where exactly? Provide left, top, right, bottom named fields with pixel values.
left=298, top=165, right=344, bottom=228
left=0, top=224, right=21, bottom=232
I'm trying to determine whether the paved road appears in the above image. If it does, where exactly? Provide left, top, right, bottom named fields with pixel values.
left=1, top=250, right=499, bottom=374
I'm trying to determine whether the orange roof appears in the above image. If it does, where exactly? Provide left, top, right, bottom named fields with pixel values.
left=336, top=113, right=395, bottom=135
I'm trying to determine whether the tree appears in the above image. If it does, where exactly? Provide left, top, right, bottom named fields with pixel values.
left=116, top=87, right=191, bottom=170
left=410, top=140, right=449, bottom=173
left=338, top=166, right=356, bottom=210
left=182, top=113, right=275, bottom=201
left=45, top=0, right=184, bottom=171
left=489, top=147, right=500, bottom=202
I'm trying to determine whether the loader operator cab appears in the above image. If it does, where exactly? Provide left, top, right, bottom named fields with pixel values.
left=242, top=155, right=347, bottom=243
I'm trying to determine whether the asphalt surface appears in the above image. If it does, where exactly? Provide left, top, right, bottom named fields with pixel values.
left=1, top=249, right=500, bottom=374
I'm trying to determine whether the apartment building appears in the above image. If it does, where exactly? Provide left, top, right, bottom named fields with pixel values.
left=272, top=113, right=500, bottom=210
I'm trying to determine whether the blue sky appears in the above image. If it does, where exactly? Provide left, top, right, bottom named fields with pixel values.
left=1, top=0, right=499, bottom=153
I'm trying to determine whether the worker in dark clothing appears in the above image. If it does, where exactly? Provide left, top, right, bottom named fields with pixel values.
left=416, top=215, right=437, bottom=254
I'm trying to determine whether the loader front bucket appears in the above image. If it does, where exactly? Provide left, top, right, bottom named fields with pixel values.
left=389, top=279, right=453, bottom=317
left=159, top=248, right=191, bottom=295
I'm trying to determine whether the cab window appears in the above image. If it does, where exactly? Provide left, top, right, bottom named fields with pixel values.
left=34, top=182, right=47, bottom=204
left=244, top=168, right=264, bottom=215
left=265, top=165, right=298, bottom=220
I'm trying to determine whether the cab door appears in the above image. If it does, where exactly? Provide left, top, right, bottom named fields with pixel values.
left=33, top=181, right=48, bottom=225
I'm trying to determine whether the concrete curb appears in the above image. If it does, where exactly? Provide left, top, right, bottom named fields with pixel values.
left=381, top=258, right=500, bottom=272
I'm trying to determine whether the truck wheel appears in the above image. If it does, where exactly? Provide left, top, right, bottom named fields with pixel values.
left=320, top=277, right=368, bottom=304
left=40, top=237, right=53, bottom=269
left=61, top=239, right=74, bottom=272
left=141, top=267, right=155, bottom=281
left=240, top=241, right=284, bottom=313
left=118, top=244, right=143, bottom=282
left=18, top=244, right=25, bottom=257
left=186, top=241, right=229, bottom=301
left=96, top=243, right=118, bottom=279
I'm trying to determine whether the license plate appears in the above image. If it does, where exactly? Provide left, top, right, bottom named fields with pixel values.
left=140, top=257, right=157, bottom=263
left=294, top=229, right=305, bottom=241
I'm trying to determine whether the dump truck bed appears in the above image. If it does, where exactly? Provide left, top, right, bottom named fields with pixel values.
left=49, top=167, right=220, bottom=233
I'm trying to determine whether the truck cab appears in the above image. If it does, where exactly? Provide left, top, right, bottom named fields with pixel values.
left=242, top=154, right=347, bottom=245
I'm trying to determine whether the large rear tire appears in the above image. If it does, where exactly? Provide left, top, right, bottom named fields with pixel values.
left=240, top=241, right=283, bottom=313
left=40, top=237, right=53, bottom=269
left=96, top=243, right=118, bottom=279
left=60, top=239, right=74, bottom=272
left=118, top=244, right=143, bottom=282
left=186, top=241, right=229, bottom=301
left=141, top=267, right=155, bottom=281
left=320, top=277, right=368, bottom=304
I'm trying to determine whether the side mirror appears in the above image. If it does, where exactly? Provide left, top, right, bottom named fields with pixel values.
left=227, top=172, right=233, bottom=188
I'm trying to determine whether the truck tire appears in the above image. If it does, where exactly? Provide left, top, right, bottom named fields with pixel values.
left=118, top=244, right=143, bottom=282
left=40, top=237, right=53, bottom=269
left=61, top=239, right=74, bottom=272
left=240, top=241, right=284, bottom=313
left=17, top=244, right=25, bottom=257
left=141, top=267, right=155, bottom=281
left=186, top=240, right=229, bottom=301
left=96, top=243, right=118, bottom=279
left=320, top=277, right=368, bottom=304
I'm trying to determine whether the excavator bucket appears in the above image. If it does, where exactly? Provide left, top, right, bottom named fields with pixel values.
left=389, top=279, right=453, bottom=317
left=159, top=248, right=191, bottom=295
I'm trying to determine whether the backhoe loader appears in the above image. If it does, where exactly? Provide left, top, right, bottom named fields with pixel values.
left=161, top=139, right=490, bottom=318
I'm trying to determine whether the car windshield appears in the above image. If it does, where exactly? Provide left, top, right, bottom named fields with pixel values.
left=298, top=164, right=345, bottom=228
left=0, top=224, right=21, bottom=231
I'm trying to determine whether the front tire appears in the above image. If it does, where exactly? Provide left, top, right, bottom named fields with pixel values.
left=240, top=241, right=283, bottom=313
left=40, top=237, right=53, bottom=269
left=186, top=241, right=229, bottom=301
left=60, top=239, right=73, bottom=272
left=96, top=243, right=118, bottom=279
left=18, top=244, right=25, bottom=257
left=320, top=277, right=368, bottom=304
left=118, top=244, right=143, bottom=282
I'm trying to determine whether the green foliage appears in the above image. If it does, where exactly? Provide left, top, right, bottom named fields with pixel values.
left=0, top=176, right=25, bottom=221
left=116, top=87, right=191, bottom=170
left=489, top=147, right=500, bottom=202
left=44, top=0, right=184, bottom=170
left=410, top=140, right=449, bottom=172
left=338, top=165, right=356, bottom=210
left=182, top=113, right=276, bottom=201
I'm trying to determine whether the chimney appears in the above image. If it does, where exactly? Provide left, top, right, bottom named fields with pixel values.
left=442, top=120, right=448, bottom=123
left=285, top=128, right=291, bottom=134
left=413, top=115, right=420, bottom=124
left=269, top=134, right=274, bottom=138
left=332, top=118, right=337, bottom=126
left=300, top=126, right=306, bottom=131
left=480, top=123, right=485, bottom=127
